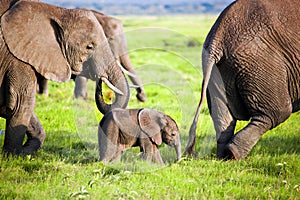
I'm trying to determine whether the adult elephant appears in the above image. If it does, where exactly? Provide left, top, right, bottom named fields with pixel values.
left=75, top=10, right=147, bottom=103
left=0, top=1, right=129, bottom=155
left=185, top=0, right=300, bottom=160
left=38, top=10, right=147, bottom=103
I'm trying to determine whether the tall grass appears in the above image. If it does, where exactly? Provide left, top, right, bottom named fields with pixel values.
left=0, top=15, right=299, bottom=199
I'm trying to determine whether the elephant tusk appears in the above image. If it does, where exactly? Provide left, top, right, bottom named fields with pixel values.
left=129, top=84, right=140, bottom=88
left=116, top=60, right=137, bottom=78
left=101, top=77, right=124, bottom=95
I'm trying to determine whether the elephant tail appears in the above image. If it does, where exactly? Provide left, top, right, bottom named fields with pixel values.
left=184, top=0, right=230, bottom=157
left=184, top=50, right=215, bottom=156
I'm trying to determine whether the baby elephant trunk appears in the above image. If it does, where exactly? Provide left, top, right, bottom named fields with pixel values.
left=173, top=135, right=181, bottom=161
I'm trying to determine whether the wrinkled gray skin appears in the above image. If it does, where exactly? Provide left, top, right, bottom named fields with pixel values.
left=98, top=108, right=181, bottom=164
left=185, top=0, right=300, bottom=160
left=0, top=1, right=129, bottom=155
left=75, top=10, right=146, bottom=103
left=38, top=10, right=147, bottom=103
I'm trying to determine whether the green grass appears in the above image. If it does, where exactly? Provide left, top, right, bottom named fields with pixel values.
left=0, top=15, right=300, bottom=199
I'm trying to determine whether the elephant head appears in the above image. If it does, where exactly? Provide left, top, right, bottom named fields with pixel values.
left=2, top=1, right=129, bottom=99
left=97, top=13, right=146, bottom=102
left=138, top=109, right=181, bottom=162
left=83, top=41, right=130, bottom=114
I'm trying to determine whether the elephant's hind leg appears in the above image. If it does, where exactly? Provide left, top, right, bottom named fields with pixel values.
left=206, top=66, right=237, bottom=160
left=226, top=116, right=273, bottom=160
left=227, top=69, right=293, bottom=160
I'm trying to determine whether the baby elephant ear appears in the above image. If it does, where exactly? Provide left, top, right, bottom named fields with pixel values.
left=112, top=109, right=140, bottom=137
left=1, top=1, right=71, bottom=82
left=138, top=109, right=166, bottom=146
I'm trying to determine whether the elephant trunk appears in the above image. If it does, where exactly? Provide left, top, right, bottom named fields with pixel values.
left=174, top=136, right=181, bottom=161
left=95, top=62, right=130, bottom=114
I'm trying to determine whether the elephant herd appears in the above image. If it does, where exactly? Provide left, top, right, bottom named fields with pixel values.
left=0, top=0, right=299, bottom=164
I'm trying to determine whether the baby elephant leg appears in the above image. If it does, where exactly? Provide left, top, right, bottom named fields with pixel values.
left=140, top=139, right=164, bottom=164
left=98, top=125, right=123, bottom=164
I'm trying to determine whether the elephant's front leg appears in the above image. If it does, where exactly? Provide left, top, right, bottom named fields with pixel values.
left=3, top=69, right=38, bottom=155
left=3, top=107, right=34, bottom=155
left=23, top=113, right=46, bottom=154
left=140, top=139, right=164, bottom=164
left=98, top=125, right=123, bottom=164
left=74, top=75, right=88, bottom=99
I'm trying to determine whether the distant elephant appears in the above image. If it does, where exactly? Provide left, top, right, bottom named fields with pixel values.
left=0, top=1, right=129, bottom=155
left=98, top=108, right=181, bottom=164
left=38, top=10, right=147, bottom=103
left=185, top=0, right=300, bottom=160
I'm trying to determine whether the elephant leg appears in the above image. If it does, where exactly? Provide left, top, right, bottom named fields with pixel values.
left=226, top=116, right=273, bottom=160
left=37, top=75, right=48, bottom=96
left=140, top=139, right=164, bottom=164
left=110, top=150, right=123, bottom=163
left=3, top=117, right=28, bottom=155
left=74, top=76, right=88, bottom=100
left=3, top=101, right=35, bottom=155
left=227, top=70, right=292, bottom=160
left=3, top=68, right=38, bottom=155
left=207, top=90, right=236, bottom=159
left=23, top=112, right=46, bottom=154
left=98, top=122, right=123, bottom=164
left=207, top=66, right=237, bottom=159
left=227, top=103, right=292, bottom=160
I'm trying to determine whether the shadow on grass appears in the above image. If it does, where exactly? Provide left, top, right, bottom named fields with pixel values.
left=252, top=133, right=300, bottom=156
left=179, top=129, right=300, bottom=161
left=40, top=131, right=99, bottom=164
left=1, top=128, right=297, bottom=166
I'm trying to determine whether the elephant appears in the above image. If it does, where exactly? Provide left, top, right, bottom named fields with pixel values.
left=37, top=10, right=147, bottom=103
left=98, top=108, right=181, bottom=164
left=74, top=10, right=147, bottom=102
left=0, top=1, right=130, bottom=155
left=184, top=0, right=300, bottom=160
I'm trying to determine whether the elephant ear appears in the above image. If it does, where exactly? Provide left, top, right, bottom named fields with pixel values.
left=138, top=109, right=166, bottom=146
left=1, top=1, right=71, bottom=82
left=112, top=108, right=140, bottom=137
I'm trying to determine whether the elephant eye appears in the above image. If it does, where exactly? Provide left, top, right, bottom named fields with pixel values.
left=86, top=43, right=94, bottom=50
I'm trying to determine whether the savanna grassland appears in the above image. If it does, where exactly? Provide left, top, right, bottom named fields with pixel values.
left=0, top=15, right=299, bottom=200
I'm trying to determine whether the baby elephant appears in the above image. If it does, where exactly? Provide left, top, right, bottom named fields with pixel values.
left=98, top=108, right=181, bottom=164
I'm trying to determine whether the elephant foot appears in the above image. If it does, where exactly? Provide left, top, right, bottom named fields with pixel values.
left=183, top=147, right=197, bottom=158
left=22, top=138, right=42, bottom=155
left=74, top=92, right=88, bottom=100
left=225, top=142, right=246, bottom=161
left=136, top=92, right=147, bottom=102
left=217, top=143, right=234, bottom=160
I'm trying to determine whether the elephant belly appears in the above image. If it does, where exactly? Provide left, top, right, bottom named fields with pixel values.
left=218, top=64, right=250, bottom=121
left=227, top=95, right=250, bottom=121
